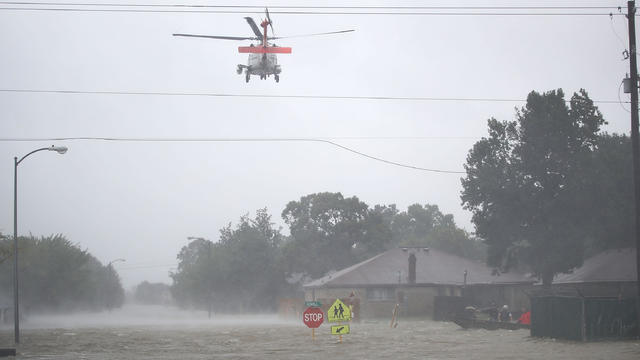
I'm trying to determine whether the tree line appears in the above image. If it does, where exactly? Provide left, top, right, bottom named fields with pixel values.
left=172, top=88, right=634, bottom=310
left=0, top=234, right=124, bottom=313
left=170, top=198, right=482, bottom=311
left=1, top=88, right=629, bottom=313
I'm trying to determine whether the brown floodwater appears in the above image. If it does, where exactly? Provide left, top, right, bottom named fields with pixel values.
left=0, top=306, right=638, bottom=359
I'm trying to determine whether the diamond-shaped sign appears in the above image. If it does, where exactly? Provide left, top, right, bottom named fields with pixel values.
left=327, top=298, right=351, bottom=322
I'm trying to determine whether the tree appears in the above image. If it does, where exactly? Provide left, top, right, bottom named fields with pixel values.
left=583, top=133, right=634, bottom=253
left=170, top=209, right=285, bottom=312
left=215, top=209, right=285, bottom=311
left=0, top=234, right=125, bottom=312
left=281, top=192, right=368, bottom=278
left=387, top=204, right=485, bottom=260
left=461, top=89, right=606, bottom=285
left=282, top=193, right=484, bottom=280
left=355, top=204, right=398, bottom=259
left=170, top=237, right=214, bottom=309
left=101, top=264, right=125, bottom=310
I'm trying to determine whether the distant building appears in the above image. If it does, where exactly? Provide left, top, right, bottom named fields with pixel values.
left=133, top=282, right=174, bottom=306
left=303, top=247, right=535, bottom=319
left=549, top=247, right=638, bottom=298
left=530, top=248, right=638, bottom=341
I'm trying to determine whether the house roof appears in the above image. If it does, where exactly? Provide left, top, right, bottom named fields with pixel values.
left=303, top=247, right=534, bottom=288
left=553, top=248, right=637, bottom=284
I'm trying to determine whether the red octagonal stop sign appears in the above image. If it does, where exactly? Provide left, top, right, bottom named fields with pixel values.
left=303, top=307, right=324, bottom=328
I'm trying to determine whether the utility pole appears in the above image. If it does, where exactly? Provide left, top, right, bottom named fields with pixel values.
left=627, top=0, right=640, bottom=338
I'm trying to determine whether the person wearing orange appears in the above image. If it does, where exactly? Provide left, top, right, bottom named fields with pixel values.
left=518, top=308, right=531, bottom=325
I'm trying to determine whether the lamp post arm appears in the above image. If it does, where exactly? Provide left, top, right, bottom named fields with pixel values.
left=107, top=258, right=126, bottom=267
left=16, top=147, right=52, bottom=166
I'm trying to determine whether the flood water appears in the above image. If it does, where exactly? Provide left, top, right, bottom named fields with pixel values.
left=1, top=306, right=639, bottom=359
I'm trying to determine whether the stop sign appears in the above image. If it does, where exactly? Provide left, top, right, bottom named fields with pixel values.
left=303, top=307, right=324, bottom=328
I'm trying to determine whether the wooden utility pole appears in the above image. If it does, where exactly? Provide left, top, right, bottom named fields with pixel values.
left=627, top=0, right=640, bottom=337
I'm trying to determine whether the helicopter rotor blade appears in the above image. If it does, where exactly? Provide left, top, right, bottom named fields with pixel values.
left=244, top=17, right=263, bottom=39
left=269, top=29, right=355, bottom=40
left=173, top=34, right=258, bottom=41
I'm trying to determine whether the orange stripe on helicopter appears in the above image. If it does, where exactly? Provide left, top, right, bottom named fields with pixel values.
left=238, top=46, right=292, bottom=54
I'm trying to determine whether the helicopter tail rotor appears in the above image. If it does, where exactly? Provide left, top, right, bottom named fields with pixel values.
left=265, top=8, right=275, bottom=36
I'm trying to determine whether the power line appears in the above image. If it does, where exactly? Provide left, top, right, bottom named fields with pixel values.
left=0, top=2, right=621, bottom=10
left=0, top=6, right=621, bottom=16
left=118, top=263, right=178, bottom=270
left=0, top=89, right=626, bottom=104
left=0, top=136, right=467, bottom=174
left=0, top=135, right=480, bottom=141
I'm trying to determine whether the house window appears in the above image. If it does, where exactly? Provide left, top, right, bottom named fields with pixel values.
left=367, top=287, right=395, bottom=301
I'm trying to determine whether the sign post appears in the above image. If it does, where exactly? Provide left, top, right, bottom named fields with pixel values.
left=302, top=306, right=324, bottom=340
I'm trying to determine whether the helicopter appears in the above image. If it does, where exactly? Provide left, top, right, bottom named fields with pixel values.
left=173, top=8, right=354, bottom=83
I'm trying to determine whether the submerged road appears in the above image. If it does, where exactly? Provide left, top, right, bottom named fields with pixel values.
left=0, top=307, right=638, bottom=359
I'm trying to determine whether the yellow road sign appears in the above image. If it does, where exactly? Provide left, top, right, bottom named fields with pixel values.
left=331, top=324, right=350, bottom=335
left=327, top=299, right=352, bottom=322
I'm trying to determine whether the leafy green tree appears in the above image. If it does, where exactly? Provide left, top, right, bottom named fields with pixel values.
left=282, top=192, right=368, bottom=278
left=170, top=237, right=214, bottom=309
left=391, top=204, right=485, bottom=260
left=355, top=204, right=398, bottom=258
left=0, top=234, right=125, bottom=312
left=365, top=203, right=484, bottom=260
left=461, top=89, right=606, bottom=285
left=170, top=209, right=285, bottom=312
left=282, top=193, right=483, bottom=280
left=583, top=133, right=634, bottom=253
left=101, top=264, right=125, bottom=310
left=215, top=210, right=285, bottom=311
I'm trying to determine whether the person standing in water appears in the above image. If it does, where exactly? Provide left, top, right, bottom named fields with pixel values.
left=498, top=305, right=512, bottom=322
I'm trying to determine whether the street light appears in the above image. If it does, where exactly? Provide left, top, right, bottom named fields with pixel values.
left=13, top=145, right=68, bottom=344
left=104, top=258, right=125, bottom=311
left=107, top=258, right=126, bottom=267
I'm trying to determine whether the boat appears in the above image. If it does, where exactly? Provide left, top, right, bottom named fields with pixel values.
left=453, top=317, right=530, bottom=330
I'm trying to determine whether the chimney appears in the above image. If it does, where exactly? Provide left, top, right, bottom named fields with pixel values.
left=408, top=253, right=416, bottom=284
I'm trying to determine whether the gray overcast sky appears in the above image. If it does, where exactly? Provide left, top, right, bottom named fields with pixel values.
left=0, top=0, right=634, bottom=288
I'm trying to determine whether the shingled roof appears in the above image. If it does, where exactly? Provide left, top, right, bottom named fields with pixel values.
left=303, top=247, right=534, bottom=288
left=554, top=248, right=637, bottom=284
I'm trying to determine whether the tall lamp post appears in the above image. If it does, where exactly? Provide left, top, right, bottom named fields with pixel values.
left=13, top=145, right=67, bottom=344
